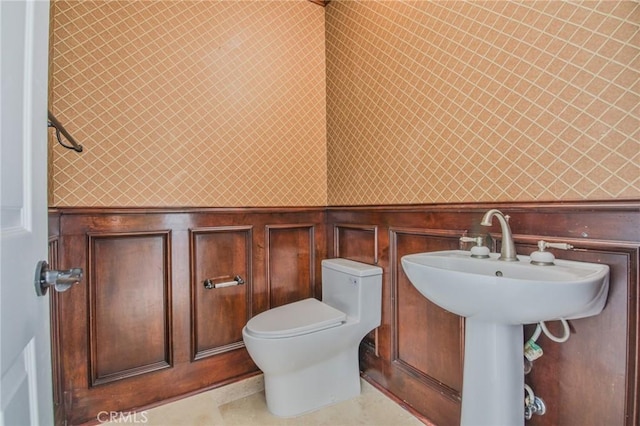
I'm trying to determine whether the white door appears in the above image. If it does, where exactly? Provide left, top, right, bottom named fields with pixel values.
left=0, top=1, right=54, bottom=425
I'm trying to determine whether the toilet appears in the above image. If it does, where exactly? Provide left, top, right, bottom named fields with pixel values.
left=242, top=258, right=382, bottom=417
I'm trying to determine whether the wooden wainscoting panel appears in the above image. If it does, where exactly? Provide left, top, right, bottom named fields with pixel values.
left=331, top=202, right=639, bottom=426
left=88, top=231, right=172, bottom=386
left=266, top=224, right=315, bottom=308
left=53, top=207, right=325, bottom=425
left=517, top=239, right=639, bottom=426
left=332, top=223, right=380, bottom=350
left=390, top=228, right=464, bottom=399
left=51, top=203, right=638, bottom=426
left=190, top=226, right=252, bottom=360
left=333, top=224, right=378, bottom=265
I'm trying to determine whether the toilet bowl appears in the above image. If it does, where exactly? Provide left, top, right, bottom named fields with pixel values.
left=242, top=258, right=382, bottom=417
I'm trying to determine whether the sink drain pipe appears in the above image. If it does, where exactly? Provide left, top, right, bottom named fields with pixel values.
left=524, top=384, right=547, bottom=420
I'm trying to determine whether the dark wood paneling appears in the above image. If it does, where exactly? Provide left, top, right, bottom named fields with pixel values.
left=52, top=207, right=326, bottom=425
left=390, top=228, right=464, bottom=396
left=190, top=226, right=252, bottom=360
left=331, top=223, right=379, bottom=351
left=328, top=201, right=640, bottom=426
left=519, top=240, right=639, bottom=426
left=88, top=231, right=172, bottom=385
left=376, top=227, right=467, bottom=425
left=50, top=203, right=639, bottom=426
left=266, top=224, right=315, bottom=308
left=334, top=224, right=378, bottom=265
left=47, top=210, right=64, bottom=425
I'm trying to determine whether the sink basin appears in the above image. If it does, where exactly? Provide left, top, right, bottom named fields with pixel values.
left=401, top=249, right=609, bottom=426
left=401, top=250, right=609, bottom=324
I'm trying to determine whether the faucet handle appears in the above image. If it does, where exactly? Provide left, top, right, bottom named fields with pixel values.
left=460, top=236, right=490, bottom=259
left=537, top=240, right=573, bottom=251
left=530, top=240, right=574, bottom=265
left=460, top=236, right=484, bottom=246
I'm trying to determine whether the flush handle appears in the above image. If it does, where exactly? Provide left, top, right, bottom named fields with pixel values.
left=34, top=260, right=83, bottom=296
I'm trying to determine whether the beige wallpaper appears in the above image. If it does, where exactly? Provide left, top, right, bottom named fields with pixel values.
left=50, top=0, right=326, bottom=207
left=51, top=1, right=639, bottom=207
left=326, top=1, right=639, bottom=205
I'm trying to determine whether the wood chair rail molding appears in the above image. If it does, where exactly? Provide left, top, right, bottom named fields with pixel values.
left=48, top=201, right=639, bottom=425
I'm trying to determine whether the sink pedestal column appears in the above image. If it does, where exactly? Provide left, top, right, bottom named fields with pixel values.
left=460, top=319, right=524, bottom=426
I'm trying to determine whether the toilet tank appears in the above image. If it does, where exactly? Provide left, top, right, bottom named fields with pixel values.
left=321, top=259, right=382, bottom=323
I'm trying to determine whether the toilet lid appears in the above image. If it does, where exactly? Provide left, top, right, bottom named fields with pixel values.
left=245, top=298, right=346, bottom=339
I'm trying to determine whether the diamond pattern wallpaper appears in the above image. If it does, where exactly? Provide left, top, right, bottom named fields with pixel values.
left=50, top=1, right=639, bottom=207
left=326, top=1, right=639, bottom=204
left=50, top=0, right=326, bottom=207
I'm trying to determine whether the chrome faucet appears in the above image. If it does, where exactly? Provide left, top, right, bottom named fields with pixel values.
left=480, top=209, right=519, bottom=261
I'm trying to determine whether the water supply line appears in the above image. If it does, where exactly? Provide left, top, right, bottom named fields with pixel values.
left=523, top=319, right=570, bottom=421
left=524, top=318, right=571, bottom=369
left=524, top=384, right=535, bottom=404
left=529, top=318, right=571, bottom=343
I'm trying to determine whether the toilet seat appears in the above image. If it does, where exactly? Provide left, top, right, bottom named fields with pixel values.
left=245, top=298, right=346, bottom=339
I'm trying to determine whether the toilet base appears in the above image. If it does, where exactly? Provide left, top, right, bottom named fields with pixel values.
left=263, top=346, right=361, bottom=417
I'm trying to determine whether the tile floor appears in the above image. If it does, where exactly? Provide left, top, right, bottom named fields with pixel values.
left=107, top=374, right=424, bottom=426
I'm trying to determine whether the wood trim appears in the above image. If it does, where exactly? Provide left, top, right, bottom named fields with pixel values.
left=54, top=206, right=327, bottom=215
left=52, top=200, right=640, bottom=215
left=326, top=200, right=640, bottom=212
left=47, top=211, right=63, bottom=424
left=361, top=373, right=437, bottom=426
left=626, top=244, right=639, bottom=426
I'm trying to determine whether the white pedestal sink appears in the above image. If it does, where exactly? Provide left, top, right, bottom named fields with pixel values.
left=401, top=250, right=609, bottom=426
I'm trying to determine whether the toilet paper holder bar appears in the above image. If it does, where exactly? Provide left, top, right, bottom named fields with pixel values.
left=204, top=275, right=245, bottom=289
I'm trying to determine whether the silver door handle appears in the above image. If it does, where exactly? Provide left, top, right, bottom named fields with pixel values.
left=34, top=260, right=83, bottom=296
